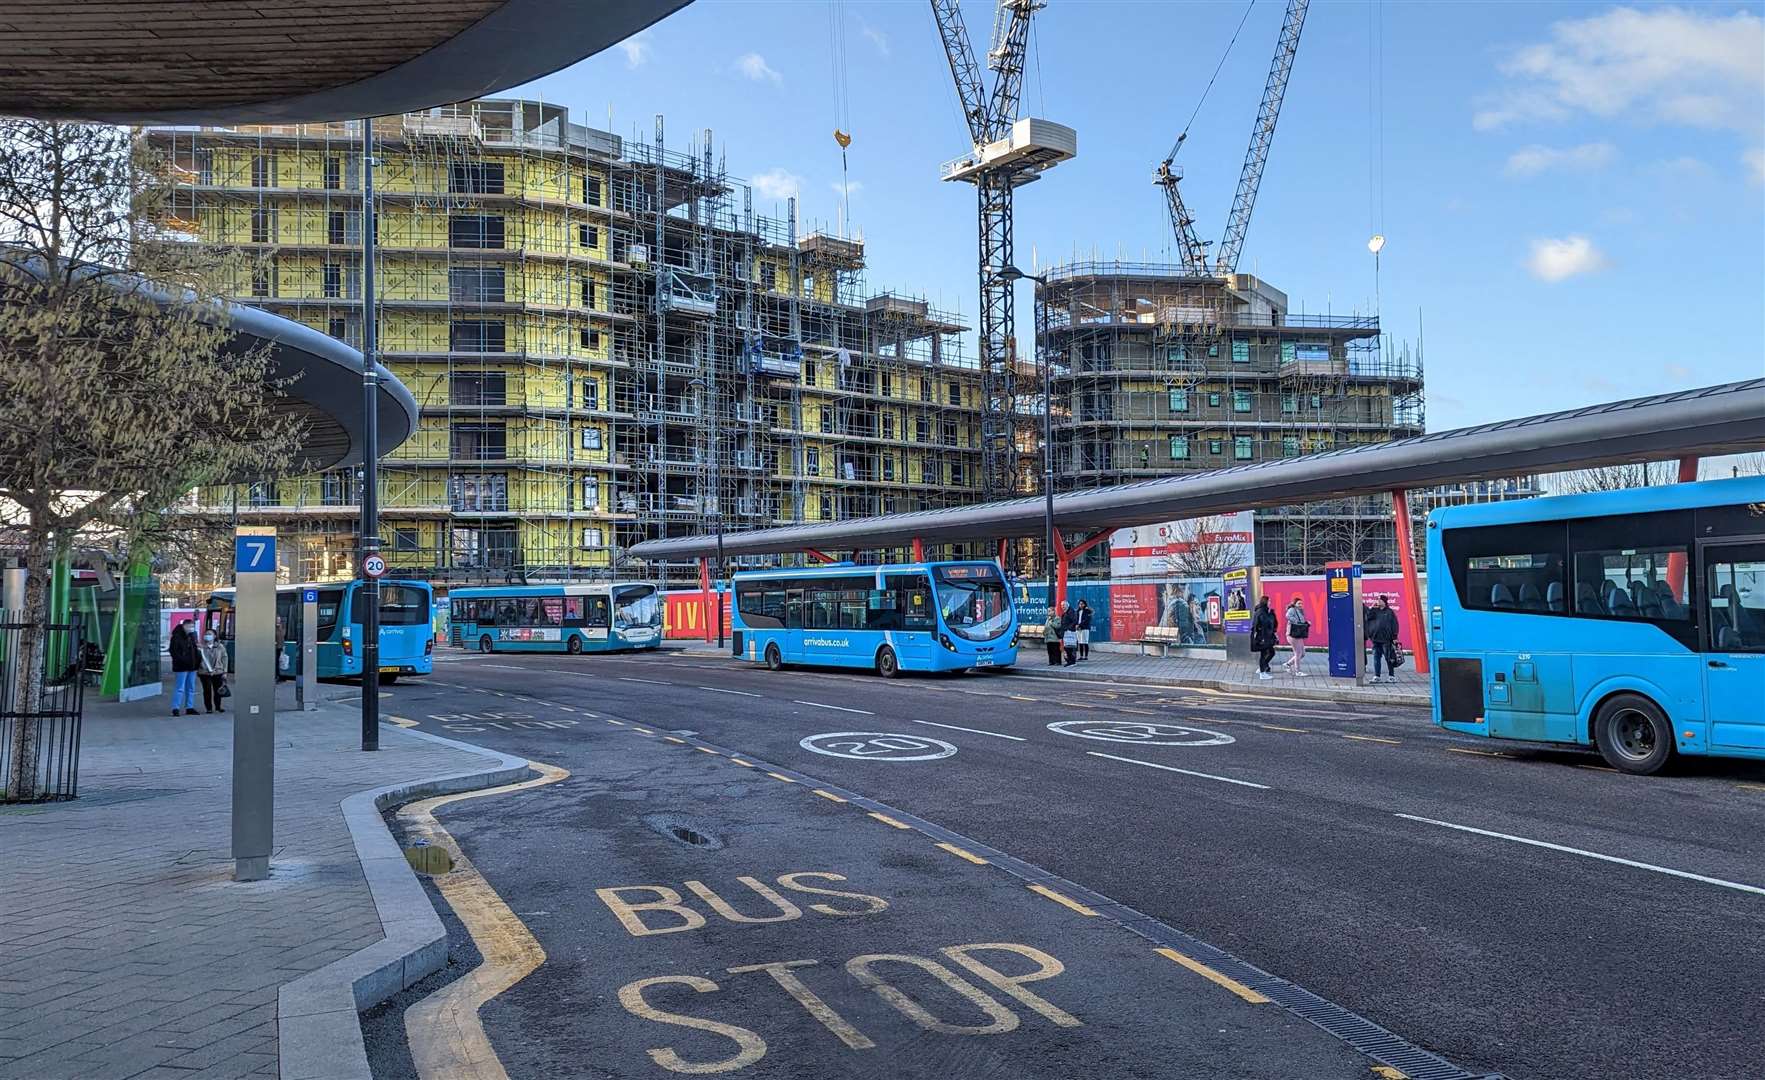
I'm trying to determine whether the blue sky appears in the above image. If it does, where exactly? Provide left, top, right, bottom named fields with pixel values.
left=511, top=1, right=1765, bottom=432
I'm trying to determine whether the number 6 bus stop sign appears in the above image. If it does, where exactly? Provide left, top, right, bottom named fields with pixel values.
left=361, top=553, right=387, bottom=579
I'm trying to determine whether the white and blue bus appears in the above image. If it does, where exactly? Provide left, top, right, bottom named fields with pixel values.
left=1429, top=475, right=1765, bottom=774
left=731, top=561, right=1018, bottom=677
left=207, top=580, right=435, bottom=683
left=448, top=583, right=663, bottom=654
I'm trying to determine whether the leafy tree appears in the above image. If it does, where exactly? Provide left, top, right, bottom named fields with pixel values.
left=0, top=119, right=304, bottom=798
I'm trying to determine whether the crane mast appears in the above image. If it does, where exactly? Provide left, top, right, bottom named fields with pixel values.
left=1216, top=0, right=1309, bottom=275
left=1155, top=134, right=1211, bottom=274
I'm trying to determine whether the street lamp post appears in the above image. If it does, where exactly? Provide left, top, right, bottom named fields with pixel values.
left=358, top=119, right=380, bottom=751
left=1000, top=266, right=1053, bottom=598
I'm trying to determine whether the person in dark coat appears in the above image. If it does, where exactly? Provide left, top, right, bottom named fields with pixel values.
left=1367, top=595, right=1400, bottom=682
left=1250, top=596, right=1278, bottom=679
left=1059, top=601, right=1080, bottom=666
left=168, top=621, right=200, bottom=716
left=1075, top=599, right=1094, bottom=660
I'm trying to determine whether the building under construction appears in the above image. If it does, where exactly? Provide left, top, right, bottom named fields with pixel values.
left=1035, top=261, right=1424, bottom=574
left=147, top=98, right=987, bottom=588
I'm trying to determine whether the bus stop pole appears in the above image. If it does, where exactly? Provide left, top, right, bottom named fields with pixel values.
left=359, top=118, right=381, bottom=751
left=1390, top=489, right=1429, bottom=676
left=298, top=589, right=318, bottom=712
left=231, top=528, right=277, bottom=881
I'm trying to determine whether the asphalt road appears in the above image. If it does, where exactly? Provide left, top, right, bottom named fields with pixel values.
left=376, top=646, right=1765, bottom=1080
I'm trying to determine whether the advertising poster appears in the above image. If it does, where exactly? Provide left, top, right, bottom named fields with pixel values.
left=663, top=588, right=732, bottom=639
left=1260, top=573, right=1419, bottom=650
left=1221, top=567, right=1253, bottom=636
left=1107, top=512, right=1253, bottom=644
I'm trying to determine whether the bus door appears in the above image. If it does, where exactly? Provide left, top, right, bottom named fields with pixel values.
left=584, top=596, right=611, bottom=645
left=886, top=573, right=935, bottom=667
left=1701, top=541, right=1765, bottom=751
left=784, top=589, right=806, bottom=662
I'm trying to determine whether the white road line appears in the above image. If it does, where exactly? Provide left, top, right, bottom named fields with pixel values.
left=698, top=686, right=761, bottom=697
left=1085, top=752, right=1270, bottom=790
left=1394, top=813, right=1765, bottom=897
left=912, top=719, right=1025, bottom=741
left=618, top=677, right=671, bottom=685
left=793, top=700, right=874, bottom=715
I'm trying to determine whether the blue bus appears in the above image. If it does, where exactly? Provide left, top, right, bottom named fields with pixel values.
left=1428, top=475, right=1765, bottom=774
left=207, top=580, right=435, bottom=683
left=448, top=583, right=663, bottom=654
left=731, top=561, right=1018, bottom=677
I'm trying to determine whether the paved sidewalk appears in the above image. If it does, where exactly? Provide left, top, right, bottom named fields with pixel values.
left=0, top=684, right=491, bottom=1080
left=1008, top=645, right=1430, bottom=704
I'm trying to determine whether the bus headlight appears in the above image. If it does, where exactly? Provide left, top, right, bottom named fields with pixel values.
left=939, top=633, right=956, bottom=651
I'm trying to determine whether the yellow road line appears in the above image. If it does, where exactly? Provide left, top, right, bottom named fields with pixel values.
left=630, top=726, right=654, bottom=734
left=1028, top=884, right=1098, bottom=916
left=730, top=758, right=756, bottom=768
left=1447, top=747, right=1508, bottom=758
left=936, top=842, right=989, bottom=865
left=812, top=789, right=847, bottom=803
left=1259, top=724, right=1309, bottom=734
left=766, top=771, right=798, bottom=784
left=1736, top=783, right=1765, bottom=793
left=398, top=761, right=571, bottom=1080
left=1009, top=695, right=1039, bottom=702
left=1154, top=947, right=1269, bottom=1004
left=867, top=812, right=911, bottom=830
left=1342, top=733, right=1401, bottom=745
left=386, top=715, right=418, bottom=728
left=1371, top=1066, right=1410, bottom=1079
left=662, top=736, right=687, bottom=744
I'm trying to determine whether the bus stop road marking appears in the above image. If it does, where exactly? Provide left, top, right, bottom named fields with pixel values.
left=1446, top=747, right=1508, bottom=758
left=1394, top=813, right=1765, bottom=897
left=936, top=842, right=989, bottom=865
left=663, top=736, right=688, bottom=745
left=1086, top=752, right=1271, bottom=790
left=766, top=772, right=798, bottom=784
left=794, top=700, right=874, bottom=715
left=1258, top=724, right=1310, bottom=734
left=911, top=719, right=1025, bottom=741
left=618, top=677, right=671, bottom=685
left=812, top=788, right=847, bottom=803
left=1737, top=783, right=1765, bottom=793
left=1028, top=884, right=1098, bottom=917
left=1154, top=947, right=1270, bottom=1005
left=868, top=812, right=912, bottom=830
left=698, top=686, right=761, bottom=697
left=1342, top=734, right=1402, bottom=745
left=385, top=715, right=418, bottom=728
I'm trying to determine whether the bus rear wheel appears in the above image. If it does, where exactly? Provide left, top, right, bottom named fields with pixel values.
left=764, top=643, right=784, bottom=671
left=875, top=646, right=900, bottom=679
left=478, top=635, right=494, bottom=654
left=567, top=635, right=583, bottom=655
left=1594, top=693, right=1674, bottom=775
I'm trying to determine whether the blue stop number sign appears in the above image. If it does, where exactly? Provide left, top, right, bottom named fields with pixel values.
left=361, top=554, right=387, bottom=579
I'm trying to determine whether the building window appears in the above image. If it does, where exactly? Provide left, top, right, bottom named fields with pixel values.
left=448, top=473, right=508, bottom=511
left=450, top=424, right=507, bottom=461
left=450, top=266, right=505, bottom=303
left=920, top=376, right=932, bottom=401
left=577, top=224, right=599, bottom=248
left=250, top=154, right=274, bottom=188
left=449, top=161, right=505, bottom=195
left=450, top=215, right=505, bottom=249
left=584, top=174, right=603, bottom=205
left=250, top=265, right=271, bottom=297
left=580, top=327, right=602, bottom=351
left=820, top=493, right=833, bottom=520
left=803, top=359, right=816, bottom=384
left=449, top=320, right=506, bottom=352
left=1168, top=388, right=1189, bottom=413
left=323, top=156, right=342, bottom=190
left=581, top=278, right=596, bottom=307
left=451, top=371, right=507, bottom=406
left=246, top=482, right=279, bottom=507
left=582, top=481, right=599, bottom=510
left=760, top=263, right=778, bottom=290
left=1282, top=435, right=1300, bottom=457
left=1233, top=390, right=1252, bottom=413
left=950, top=461, right=965, bottom=486
left=250, top=208, right=273, bottom=244
left=393, top=527, right=420, bottom=553
left=881, top=413, right=894, bottom=438
left=806, top=446, right=820, bottom=474
left=327, top=316, right=349, bottom=342
left=947, top=381, right=961, bottom=406
left=1309, top=393, right=1324, bottom=409
left=1170, top=435, right=1189, bottom=460
left=579, top=379, right=599, bottom=410
left=819, top=408, right=832, bottom=434
left=322, top=263, right=341, bottom=298
left=327, top=211, right=347, bottom=245
left=1207, top=343, right=1220, bottom=358
left=1208, top=438, right=1223, bottom=455
left=1281, top=393, right=1297, bottom=414
left=882, top=372, right=893, bottom=397
left=882, top=456, right=895, bottom=481
left=581, top=527, right=604, bottom=549
left=1232, top=341, right=1250, bottom=363
left=915, top=416, right=930, bottom=442
left=940, top=420, right=957, bottom=446
left=581, top=428, right=603, bottom=451
left=320, top=471, right=356, bottom=506
left=1234, top=435, right=1254, bottom=460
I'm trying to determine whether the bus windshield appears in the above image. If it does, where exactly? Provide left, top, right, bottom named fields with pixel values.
left=377, top=585, right=431, bottom=625
left=613, top=585, right=662, bottom=630
left=933, top=565, right=1011, bottom=641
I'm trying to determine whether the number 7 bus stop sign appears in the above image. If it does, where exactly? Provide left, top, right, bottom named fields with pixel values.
left=361, top=553, right=387, bottom=579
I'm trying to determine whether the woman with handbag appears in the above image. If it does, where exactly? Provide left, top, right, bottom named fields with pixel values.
left=198, top=629, right=230, bottom=714
left=1283, top=596, right=1311, bottom=676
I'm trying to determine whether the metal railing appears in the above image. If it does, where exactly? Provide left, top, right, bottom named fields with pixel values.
left=1, top=619, right=87, bottom=803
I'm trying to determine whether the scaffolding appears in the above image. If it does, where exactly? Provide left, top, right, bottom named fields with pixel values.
left=147, top=97, right=992, bottom=590
left=1035, top=260, right=1425, bottom=575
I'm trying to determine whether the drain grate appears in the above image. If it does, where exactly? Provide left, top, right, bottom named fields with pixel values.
left=670, top=826, right=711, bottom=846
left=642, top=812, right=725, bottom=851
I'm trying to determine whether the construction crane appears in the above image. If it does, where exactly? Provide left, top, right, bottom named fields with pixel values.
left=1153, top=0, right=1309, bottom=278
left=931, top=0, right=1075, bottom=499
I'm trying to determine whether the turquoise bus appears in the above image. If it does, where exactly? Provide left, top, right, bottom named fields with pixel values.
left=1428, top=475, right=1765, bottom=774
left=207, top=580, right=435, bottom=683
left=731, top=561, right=1018, bottom=677
left=448, top=583, right=663, bottom=654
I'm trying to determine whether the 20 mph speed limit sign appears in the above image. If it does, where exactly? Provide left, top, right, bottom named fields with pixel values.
left=361, top=553, right=387, bottom=579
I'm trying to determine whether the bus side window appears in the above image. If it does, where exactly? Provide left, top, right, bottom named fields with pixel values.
left=866, top=587, right=902, bottom=631
left=564, top=597, right=586, bottom=627
left=785, top=590, right=804, bottom=629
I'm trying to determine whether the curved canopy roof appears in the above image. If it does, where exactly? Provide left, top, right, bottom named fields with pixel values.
left=628, top=380, right=1765, bottom=561
left=0, top=0, right=690, bottom=124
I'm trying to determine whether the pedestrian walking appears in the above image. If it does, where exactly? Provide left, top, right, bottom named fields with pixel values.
left=1283, top=596, right=1311, bottom=676
left=1075, top=599, right=1093, bottom=661
left=1059, top=601, right=1080, bottom=666
left=198, top=629, right=230, bottom=714
left=1042, top=605, right=1063, bottom=666
left=168, top=621, right=199, bottom=715
left=1367, top=594, right=1400, bottom=682
left=1250, top=596, right=1278, bottom=680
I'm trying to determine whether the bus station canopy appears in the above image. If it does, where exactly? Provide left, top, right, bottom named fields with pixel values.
left=627, top=379, right=1765, bottom=562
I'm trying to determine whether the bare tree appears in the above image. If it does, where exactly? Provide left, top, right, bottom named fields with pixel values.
left=0, top=119, right=304, bottom=799
left=1162, top=514, right=1253, bottom=578
left=1547, top=461, right=1681, bottom=494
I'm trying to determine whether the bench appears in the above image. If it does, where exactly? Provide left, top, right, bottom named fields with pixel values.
left=1136, top=626, right=1185, bottom=656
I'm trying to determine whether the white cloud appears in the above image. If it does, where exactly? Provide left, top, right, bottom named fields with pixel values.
left=860, top=21, right=891, bottom=58
left=1664, top=362, right=1693, bottom=381
left=1526, top=235, right=1609, bottom=282
left=1475, top=7, right=1764, bottom=133
left=1652, top=155, right=1713, bottom=179
left=617, top=34, right=652, bottom=69
left=1745, top=148, right=1765, bottom=185
left=752, top=168, right=802, bottom=201
left=829, top=180, right=863, bottom=198
left=1504, top=142, right=1617, bottom=176
left=737, top=52, right=782, bottom=85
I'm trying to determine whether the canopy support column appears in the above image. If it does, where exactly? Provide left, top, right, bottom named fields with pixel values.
left=804, top=548, right=837, bottom=565
left=912, top=538, right=925, bottom=563
left=1390, top=489, right=1428, bottom=676
left=1665, top=456, right=1701, bottom=601
left=1052, top=528, right=1112, bottom=613
left=699, top=558, right=713, bottom=645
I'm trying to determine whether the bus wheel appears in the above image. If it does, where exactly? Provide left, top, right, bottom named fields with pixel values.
left=478, top=635, right=494, bottom=654
left=764, top=643, right=784, bottom=671
left=567, top=635, right=583, bottom=655
left=1594, top=693, right=1674, bottom=775
left=875, top=646, right=900, bottom=679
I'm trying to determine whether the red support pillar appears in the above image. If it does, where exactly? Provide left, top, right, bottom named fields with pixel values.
left=997, top=538, right=1008, bottom=569
left=698, top=557, right=713, bottom=645
left=1051, top=529, right=1112, bottom=614
left=1390, top=489, right=1429, bottom=675
left=1665, top=456, right=1701, bottom=601
left=912, top=537, right=924, bottom=563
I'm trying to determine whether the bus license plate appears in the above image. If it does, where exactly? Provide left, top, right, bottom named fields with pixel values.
left=974, top=658, right=994, bottom=667
left=380, top=666, right=402, bottom=673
